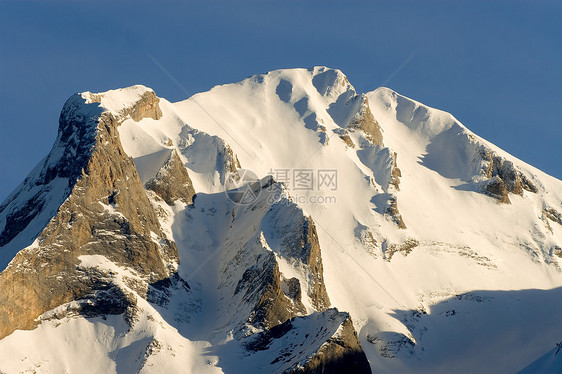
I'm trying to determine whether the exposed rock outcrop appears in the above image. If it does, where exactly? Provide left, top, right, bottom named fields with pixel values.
left=384, top=238, right=419, bottom=261
left=0, top=90, right=185, bottom=339
left=341, top=96, right=405, bottom=230
left=145, top=149, right=195, bottom=205
left=390, top=152, right=402, bottom=190
left=483, top=175, right=511, bottom=204
left=479, top=149, right=537, bottom=203
left=300, top=218, right=331, bottom=311
left=339, top=131, right=355, bottom=148
left=386, top=195, right=407, bottom=229
left=292, top=313, right=371, bottom=374
left=215, top=183, right=333, bottom=346
left=263, top=201, right=331, bottom=312
left=0, top=95, right=102, bottom=249
left=127, top=90, right=163, bottom=121
left=348, top=98, right=384, bottom=147
left=244, top=309, right=371, bottom=374
left=216, top=186, right=313, bottom=335
left=544, top=207, right=562, bottom=226
left=84, top=86, right=162, bottom=122
left=235, top=251, right=306, bottom=330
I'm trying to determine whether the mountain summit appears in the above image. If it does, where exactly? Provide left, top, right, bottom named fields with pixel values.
left=1, top=67, right=562, bottom=373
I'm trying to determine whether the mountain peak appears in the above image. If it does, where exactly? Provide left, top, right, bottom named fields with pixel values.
left=309, top=65, right=353, bottom=98
left=2, top=66, right=562, bottom=374
left=82, top=84, right=162, bottom=121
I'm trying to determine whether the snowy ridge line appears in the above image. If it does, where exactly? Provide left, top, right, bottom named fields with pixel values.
left=1, top=66, right=562, bottom=373
left=148, top=54, right=253, bottom=158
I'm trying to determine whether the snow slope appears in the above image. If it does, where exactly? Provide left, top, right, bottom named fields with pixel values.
left=519, top=340, right=562, bottom=374
left=1, top=66, right=562, bottom=373
left=169, top=67, right=562, bottom=373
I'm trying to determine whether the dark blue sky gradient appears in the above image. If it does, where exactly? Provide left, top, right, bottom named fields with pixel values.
left=1, top=1, right=561, bottom=201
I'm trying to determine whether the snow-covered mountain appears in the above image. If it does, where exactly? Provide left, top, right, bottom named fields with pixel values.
left=1, top=66, right=562, bottom=374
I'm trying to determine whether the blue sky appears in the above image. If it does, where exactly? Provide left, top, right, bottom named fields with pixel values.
left=1, top=1, right=561, bottom=201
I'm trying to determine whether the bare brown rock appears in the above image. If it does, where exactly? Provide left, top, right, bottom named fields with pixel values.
left=0, top=92, right=184, bottom=339
left=145, top=150, right=195, bottom=205
left=233, top=203, right=331, bottom=332
left=291, top=314, right=371, bottom=374
left=276, top=215, right=331, bottom=312
left=385, top=238, right=419, bottom=261
left=479, top=149, right=537, bottom=201
left=0, top=94, right=103, bottom=248
left=499, top=160, right=523, bottom=195
left=302, top=218, right=331, bottom=311
left=226, top=145, right=241, bottom=174
left=235, top=252, right=306, bottom=330
left=519, top=173, right=538, bottom=193
left=339, top=133, right=355, bottom=148
left=282, top=277, right=303, bottom=303
left=386, top=195, right=407, bottom=229
left=244, top=309, right=371, bottom=374
left=251, top=268, right=306, bottom=328
left=127, top=90, right=163, bottom=121
left=390, top=152, right=402, bottom=190
left=348, top=99, right=383, bottom=146
left=544, top=207, right=562, bottom=225
left=484, top=176, right=510, bottom=204
left=86, top=88, right=162, bottom=122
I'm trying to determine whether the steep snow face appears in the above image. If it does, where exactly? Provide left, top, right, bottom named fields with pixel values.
left=2, top=66, right=562, bottom=373
left=368, top=87, right=562, bottom=265
left=109, top=67, right=562, bottom=373
left=519, top=341, right=562, bottom=374
left=119, top=98, right=240, bottom=193
left=157, top=68, right=562, bottom=372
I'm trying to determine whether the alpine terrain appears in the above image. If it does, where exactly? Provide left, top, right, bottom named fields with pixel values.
left=1, top=67, right=562, bottom=373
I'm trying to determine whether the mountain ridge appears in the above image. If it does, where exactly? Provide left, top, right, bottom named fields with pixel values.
left=1, top=66, right=561, bottom=373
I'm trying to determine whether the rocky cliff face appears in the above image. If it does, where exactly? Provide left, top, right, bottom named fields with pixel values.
left=262, top=201, right=331, bottom=312
left=145, top=149, right=195, bottom=205
left=244, top=309, right=371, bottom=374
left=0, top=88, right=187, bottom=339
left=347, top=97, right=384, bottom=147
left=217, top=182, right=333, bottom=325
left=291, top=312, right=372, bottom=374
left=0, top=95, right=101, bottom=251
